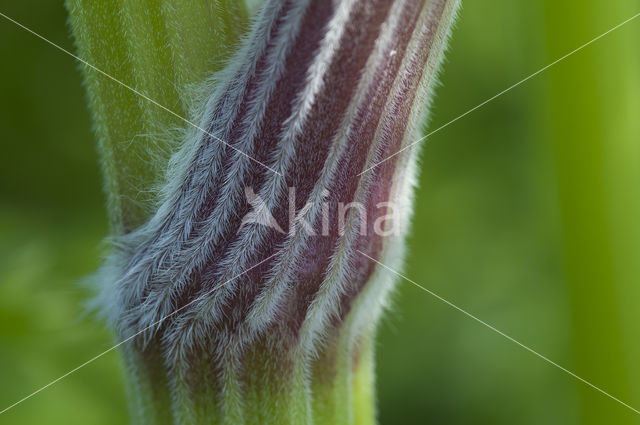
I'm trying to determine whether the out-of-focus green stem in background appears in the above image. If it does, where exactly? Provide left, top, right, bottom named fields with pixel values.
left=544, top=0, right=640, bottom=423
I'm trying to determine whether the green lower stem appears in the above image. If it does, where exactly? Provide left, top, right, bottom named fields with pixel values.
left=120, top=333, right=377, bottom=425
left=311, top=339, right=376, bottom=425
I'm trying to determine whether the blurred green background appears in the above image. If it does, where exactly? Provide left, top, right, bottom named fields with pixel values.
left=1, top=1, right=639, bottom=424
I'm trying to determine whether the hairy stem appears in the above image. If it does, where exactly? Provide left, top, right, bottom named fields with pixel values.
left=66, top=0, right=248, bottom=232
left=68, top=0, right=459, bottom=424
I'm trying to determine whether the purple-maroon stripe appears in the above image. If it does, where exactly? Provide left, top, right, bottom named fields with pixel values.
left=276, top=0, right=426, bottom=338
left=339, top=0, right=448, bottom=321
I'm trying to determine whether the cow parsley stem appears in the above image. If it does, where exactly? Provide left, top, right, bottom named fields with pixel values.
left=67, top=1, right=460, bottom=424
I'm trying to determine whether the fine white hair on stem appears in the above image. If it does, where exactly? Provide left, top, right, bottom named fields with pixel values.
left=92, top=2, right=460, bottom=417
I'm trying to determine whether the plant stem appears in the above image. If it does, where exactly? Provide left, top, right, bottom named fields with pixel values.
left=543, top=1, right=640, bottom=422
left=68, top=1, right=460, bottom=424
left=66, top=0, right=248, bottom=232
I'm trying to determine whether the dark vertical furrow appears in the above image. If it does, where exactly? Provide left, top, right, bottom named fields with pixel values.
left=278, top=0, right=424, bottom=338
left=337, top=0, right=447, bottom=322
left=163, top=0, right=341, bottom=344
left=186, top=1, right=294, bottom=234
left=253, top=0, right=402, bottom=339
left=199, top=0, right=336, bottom=280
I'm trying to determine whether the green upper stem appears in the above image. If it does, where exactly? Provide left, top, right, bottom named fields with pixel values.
left=66, top=0, right=248, bottom=233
